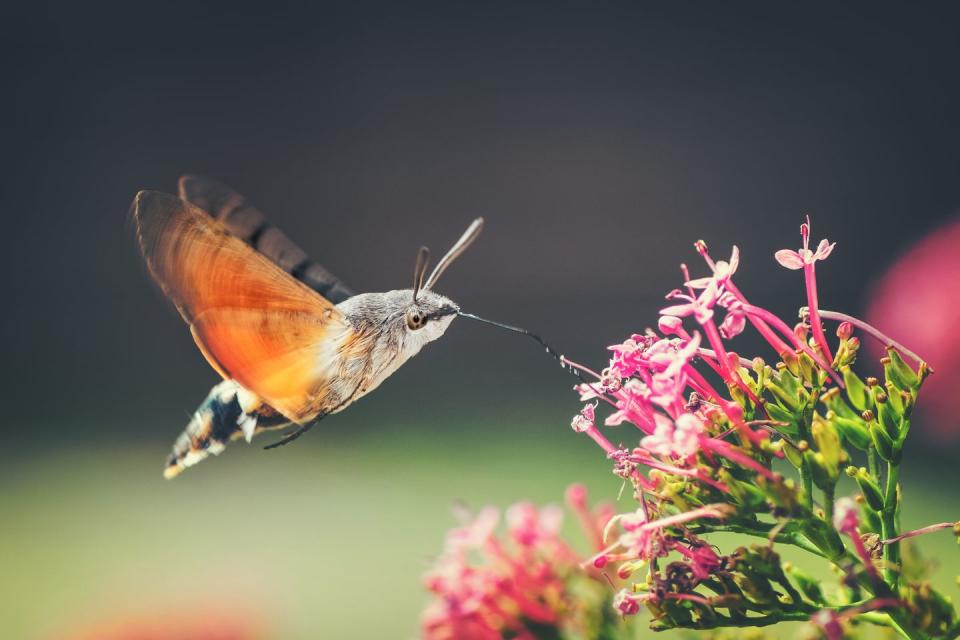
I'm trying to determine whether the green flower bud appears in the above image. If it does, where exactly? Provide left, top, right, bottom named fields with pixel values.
left=764, top=403, right=799, bottom=437
left=884, top=381, right=904, bottom=414
left=717, top=469, right=766, bottom=508
left=842, top=365, right=869, bottom=411
left=885, top=346, right=920, bottom=390
left=828, top=411, right=872, bottom=450
left=821, top=386, right=860, bottom=419
left=900, top=390, right=916, bottom=418
left=811, top=419, right=842, bottom=479
left=870, top=423, right=899, bottom=463
left=783, top=440, right=805, bottom=468
left=765, top=383, right=800, bottom=413
left=797, top=351, right=816, bottom=385
left=806, top=451, right=835, bottom=490
left=862, top=503, right=882, bottom=534
left=875, top=390, right=900, bottom=440
left=847, top=466, right=885, bottom=511
left=802, top=518, right=845, bottom=560
left=784, top=562, right=825, bottom=604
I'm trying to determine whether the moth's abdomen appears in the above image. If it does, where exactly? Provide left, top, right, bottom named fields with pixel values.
left=164, top=380, right=287, bottom=479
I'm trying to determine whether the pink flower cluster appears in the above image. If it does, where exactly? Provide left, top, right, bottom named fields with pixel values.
left=560, top=221, right=845, bottom=608
left=421, top=487, right=611, bottom=640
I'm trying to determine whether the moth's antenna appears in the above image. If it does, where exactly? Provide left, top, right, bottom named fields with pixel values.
left=424, top=218, right=484, bottom=290
left=413, top=246, right=431, bottom=302
left=457, top=311, right=586, bottom=382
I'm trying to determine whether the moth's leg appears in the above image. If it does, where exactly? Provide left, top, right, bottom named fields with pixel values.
left=262, top=414, right=326, bottom=450
left=262, top=372, right=369, bottom=450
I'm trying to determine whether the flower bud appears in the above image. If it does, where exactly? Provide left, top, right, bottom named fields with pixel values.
left=764, top=403, right=799, bottom=437
left=811, top=419, right=842, bottom=479
left=827, top=411, right=871, bottom=451
left=782, top=440, right=804, bottom=468
left=841, top=365, right=869, bottom=411
left=870, top=423, right=897, bottom=463
left=884, top=381, right=904, bottom=415
left=836, top=322, right=853, bottom=340
left=885, top=346, right=920, bottom=390
left=658, top=315, right=683, bottom=336
left=805, top=450, right=836, bottom=490
left=875, top=394, right=900, bottom=441
left=785, top=562, right=824, bottom=604
left=847, top=466, right=885, bottom=511
left=900, top=390, right=915, bottom=418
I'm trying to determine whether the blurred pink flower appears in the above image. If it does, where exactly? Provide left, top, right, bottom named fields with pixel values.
left=62, top=610, right=262, bottom=640
left=866, top=215, right=960, bottom=439
left=422, top=491, right=611, bottom=640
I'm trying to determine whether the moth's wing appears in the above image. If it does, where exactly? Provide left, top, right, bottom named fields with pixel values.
left=177, top=175, right=355, bottom=303
left=133, top=190, right=350, bottom=423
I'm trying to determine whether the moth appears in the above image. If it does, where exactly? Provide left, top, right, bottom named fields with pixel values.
left=133, top=176, right=483, bottom=478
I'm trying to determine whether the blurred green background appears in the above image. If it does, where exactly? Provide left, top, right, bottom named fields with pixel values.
left=3, top=2, right=960, bottom=639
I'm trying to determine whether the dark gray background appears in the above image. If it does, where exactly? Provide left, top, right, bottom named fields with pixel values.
left=4, top=2, right=959, bottom=456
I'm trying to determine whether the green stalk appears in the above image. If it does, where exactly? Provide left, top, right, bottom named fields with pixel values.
left=882, top=461, right=901, bottom=587
left=801, top=457, right=814, bottom=510
left=868, top=447, right=879, bottom=479
left=823, top=484, right=836, bottom=526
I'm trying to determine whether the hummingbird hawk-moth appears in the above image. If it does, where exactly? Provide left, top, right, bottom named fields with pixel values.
left=133, top=176, right=483, bottom=478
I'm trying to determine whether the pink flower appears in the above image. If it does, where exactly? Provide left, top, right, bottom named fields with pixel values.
left=640, top=413, right=704, bottom=459
left=612, top=589, right=644, bottom=615
left=506, top=501, right=563, bottom=547
left=774, top=219, right=835, bottom=270
left=832, top=497, right=860, bottom=536
left=687, top=246, right=740, bottom=287
left=717, top=292, right=746, bottom=339
left=811, top=609, right=845, bottom=640
left=445, top=506, right=499, bottom=554
left=661, top=280, right=721, bottom=324
left=571, top=403, right=596, bottom=433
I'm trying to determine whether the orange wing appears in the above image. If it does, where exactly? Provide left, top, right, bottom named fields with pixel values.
left=133, top=190, right=350, bottom=423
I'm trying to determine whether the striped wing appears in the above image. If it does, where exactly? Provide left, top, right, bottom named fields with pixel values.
left=177, top=175, right=355, bottom=303
left=133, top=190, right=350, bottom=423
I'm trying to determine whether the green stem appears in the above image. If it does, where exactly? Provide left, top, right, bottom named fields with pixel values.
left=823, top=484, right=836, bottom=526
left=882, top=461, right=901, bottom=587
left=695, top=523, right=827, bottom=558
left=801, top=458, right=814, bottom=510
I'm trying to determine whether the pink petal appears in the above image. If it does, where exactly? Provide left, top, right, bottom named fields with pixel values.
left=728, top=245, right=740, bottom=274
left=719, top=311, right=746, bottom=339
left=774, top=249, right=805, bottom=270
left=660, top=303, right=696, bottom=317
left=814, top=239, right=836, bottom=261
left=685, top=276, right=714, bottom=289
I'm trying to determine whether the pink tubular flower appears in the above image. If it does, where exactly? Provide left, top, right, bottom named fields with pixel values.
left=833, top=496, right=881, bottom=585
left=640, top=413, right=703, bottom=459
left=661, top=279, right=721, bottom=324
left=774, top=221, right=835, bottom=270
left=571, top=403, right=596, bottom=433
left=832, top=497, right=860, bottom=536
left=687, top=245, right=740, bottom=288
left=775, top=218, right=835, bottom=361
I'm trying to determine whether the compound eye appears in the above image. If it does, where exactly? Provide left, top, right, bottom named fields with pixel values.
left=406, top=309, right=426, bottom=330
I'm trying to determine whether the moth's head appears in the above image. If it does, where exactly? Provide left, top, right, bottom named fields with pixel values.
left=339, top=218, right=483, bottom=350
left=399, top=288, right=460, bottom=344
left=399, top=217, right=484, bottom=346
